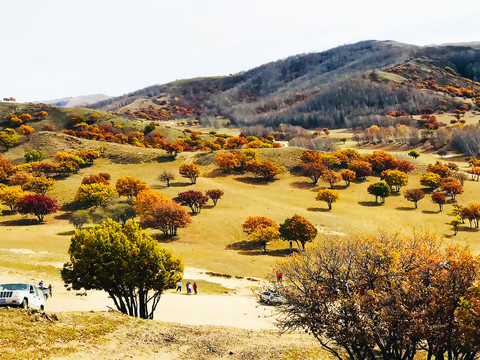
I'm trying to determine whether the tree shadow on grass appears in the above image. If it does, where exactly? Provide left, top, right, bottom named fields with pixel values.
left=54, top=213, right=71, bottom=220
left=0, top=218, right=42, bottom=226
left=396, top=206, right=416, bottom=211
left=307, top=207, right=331, bottom=212
left=422, top=210, right=440, bottom=214
left=57, top=230, right=75, bottom=236
left=204, top=168, right=234, bottom=178
left=226, top=240, right=263, bottom=251
left=358, top=201, right=382, bottom=207
left=233, top=177, right=277, bottom=185
left=289, top=181, right=318, bottom=190
left=169, top=181, right=192, bottom=188
left=152, top=233, right=178, bottom=243
left=239, top=248, right=297, bottom=257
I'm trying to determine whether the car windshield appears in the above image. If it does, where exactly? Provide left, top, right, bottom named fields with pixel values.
left=0, top=283, right=29, bottom=291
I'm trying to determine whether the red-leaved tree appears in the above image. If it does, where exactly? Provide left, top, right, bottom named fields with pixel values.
left=173, top=191, right=208, bottom=214
left=15, top=194, right=58, bottom=222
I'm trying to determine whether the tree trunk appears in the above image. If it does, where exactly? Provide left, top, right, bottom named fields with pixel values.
left=328, top=202, right=332, bottom=210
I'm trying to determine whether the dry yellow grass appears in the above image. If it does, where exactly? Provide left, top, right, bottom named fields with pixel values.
left=0, top=308, right=324, bottom=360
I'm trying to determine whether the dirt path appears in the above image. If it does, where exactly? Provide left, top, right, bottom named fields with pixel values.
left=0, top=267, right=277, bottom=330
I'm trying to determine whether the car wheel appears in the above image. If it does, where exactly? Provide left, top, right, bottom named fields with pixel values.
left=21, top=298, right=28, bottom=309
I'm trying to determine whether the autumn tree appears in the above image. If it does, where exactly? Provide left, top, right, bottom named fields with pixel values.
left=242, top=216, right=278, bottom=235
left=18, top=125, right=34, bottom=139
left=381, top=169, right=408, bottom=192
left=339, top=169, right=355, bottom=186
left=320, top=170, right=342, bottom=189
left=0, top=128, right=19, bottom=150
left=15, top=194, right=58, bottom=222
left=300, top=150, right=322, bottom=163
left=179, top=163, right=200, bottom=184
left=0, top=186, right=25, bottom=211
left=245, top=160, right=285, bottom=180
left=78, top=149, right=100, bottom=164
left=431, top=192, right=447, bottom=211
left=368, top=182, right=391, bottom=204
left=75, top=183, right=118, bottom=208
left=215, top=151, right=241, bottom=172
left=133, top=189, right=170, bottom=215
left=248, top=226, right=280, bottom=253
left=140, top=201, right=192, bottom=237
left=205, top=189, right=224, bottom=206
left=23, top=176, right=55, bottom=195
left=273, top=232, right=480, bottom=360
left=316, top=189, right=339, bottom=210
left=441, top=179, right=464, bottom=201
left=420, top=172, right=442, bottom=189
left=61, top=219, right=184, bottom=319
left=396, top=160, right=414, bottom=173
left=365, top=150, right=398, bottom=173
left=159, top=170, right=175, bottom=187
left=427, top=161, right=452, bottom=178
left=115, top=176, right=148, bottom=198
left=451, top=216, right=462, bottom=235
left=404, top=189, right=425, bottom=209
left=81, top=173, right=110, bottom=185
left=301, top=161, right=325, bottom=185
left=279, top=214, right=317, bottom=249
left=9, top=172, right=33, bottom=190
left=173, top=190, right=208, bottom=214
left=348, top=160, right=372, bottom=179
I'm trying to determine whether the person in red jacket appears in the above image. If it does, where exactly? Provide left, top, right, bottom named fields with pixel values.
left=193, top=282, right=197, bottom=295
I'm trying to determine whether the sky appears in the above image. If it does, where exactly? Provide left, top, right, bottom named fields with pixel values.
left=2, top=0, right=480, bottom=102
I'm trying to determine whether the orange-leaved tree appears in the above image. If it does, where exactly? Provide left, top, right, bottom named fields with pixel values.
left=279, top=214, right=317, bottom=249
left=140, top=201, right=191, bottom=237
left=179, top=163, right=200, bottom=184
left=115, top=176, right=148, bottom=198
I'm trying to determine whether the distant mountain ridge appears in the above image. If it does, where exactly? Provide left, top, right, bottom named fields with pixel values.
left=88, top=40, right=480, bottom=129
left=40, top=94, right=111, bottom=107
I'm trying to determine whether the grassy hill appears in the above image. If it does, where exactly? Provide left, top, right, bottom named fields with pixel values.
left=0, top=309, right=323, bottom=360
left=88, top=40, right=480, bottom=129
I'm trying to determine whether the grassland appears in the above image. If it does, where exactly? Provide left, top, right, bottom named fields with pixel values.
left=0, top=308, right=324, bottom=360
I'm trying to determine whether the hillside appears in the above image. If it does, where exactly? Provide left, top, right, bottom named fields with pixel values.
left=88, top=40, right=480, bottom=129
left=38, top=94, right=111, bottom=107
left=0, top=309, right=323, bottom=360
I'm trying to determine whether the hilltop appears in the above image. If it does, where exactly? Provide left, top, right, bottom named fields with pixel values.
left=38, top=94, right=111, bottom=108
left=88, top=40, right=480, bottom=129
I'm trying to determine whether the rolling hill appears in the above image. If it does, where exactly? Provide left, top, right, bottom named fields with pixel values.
left=38, top=94, right=111, bottom=107
left=88, top=40, right=480, bottom=129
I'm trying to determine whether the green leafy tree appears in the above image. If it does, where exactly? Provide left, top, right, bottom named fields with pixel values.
left=24, top=150, right=44, bottom=163
left=408, top=150, right=420, bottom=159
left=69, top=210, right=91, bottom=229
left=367, top=182, right=391, bottom=204
left=61, top=219, right=184, bottom=319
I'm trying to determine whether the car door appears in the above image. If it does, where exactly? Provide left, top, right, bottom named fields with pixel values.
left=30, top=286, right=41, bottom=309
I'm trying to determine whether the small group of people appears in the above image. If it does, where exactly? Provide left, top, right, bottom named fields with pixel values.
left=276, top=272, right=283, bottom=282
left=176, top=281, right=197, bottom=295
left=39, top=280, right=53, bottom=297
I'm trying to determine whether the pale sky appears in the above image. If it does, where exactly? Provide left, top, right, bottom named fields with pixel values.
left=2, top=0, right=480, bottom=102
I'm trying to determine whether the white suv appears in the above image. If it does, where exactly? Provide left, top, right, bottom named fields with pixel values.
left=0, top=283, right=46, bottom=310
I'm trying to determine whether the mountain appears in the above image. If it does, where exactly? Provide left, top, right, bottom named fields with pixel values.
left=88, top=40, right=480, bottom=129
left=39, top=94, right=111, bottom=107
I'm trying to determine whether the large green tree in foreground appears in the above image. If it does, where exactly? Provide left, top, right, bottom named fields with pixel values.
left=273, top=232, right=480, bottom=360
left=61, top=219, right=183, bottom=319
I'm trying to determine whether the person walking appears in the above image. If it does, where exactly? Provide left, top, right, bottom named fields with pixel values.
left=48, top=284, right=52, bottom=297
left=193, top=282, right=197, bottom=295
left=276, top=272, right=283, bottom=282
left=176, top=281, right=182, bottom=292
left=186, top=282, right=192, bottom=294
